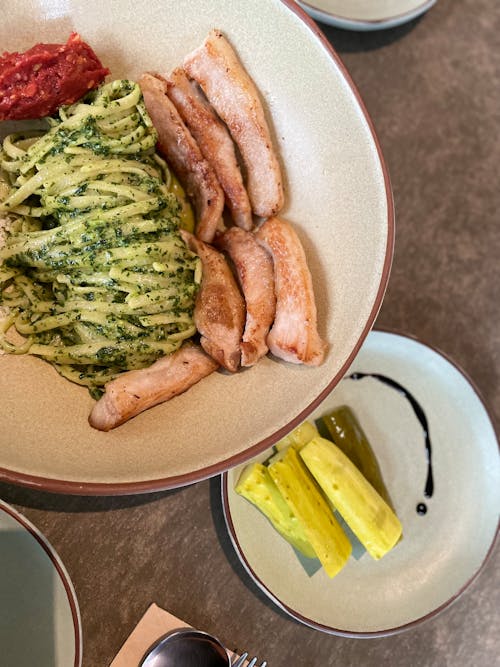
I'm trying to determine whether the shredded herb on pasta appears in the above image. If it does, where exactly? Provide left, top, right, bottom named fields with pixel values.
left=0, top=79, right=200, bottom=397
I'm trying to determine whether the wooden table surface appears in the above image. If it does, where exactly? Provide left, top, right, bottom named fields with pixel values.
left=1, top=1, right=499, bottom=665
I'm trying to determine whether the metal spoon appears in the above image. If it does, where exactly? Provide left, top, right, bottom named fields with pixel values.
left=139, top=628, right=231, bottom=667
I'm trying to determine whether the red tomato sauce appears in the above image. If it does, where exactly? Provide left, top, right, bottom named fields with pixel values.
left=0, top=32, right=109, bottom=121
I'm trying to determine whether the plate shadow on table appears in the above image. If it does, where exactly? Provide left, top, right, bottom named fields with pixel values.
left=208, top=475, right=305, bottom=626
left=0, top=481, right=184, bottom=514
left=317, top=16, right=424, bottom=53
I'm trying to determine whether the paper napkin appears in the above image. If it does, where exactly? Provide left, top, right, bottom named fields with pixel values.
left=110, top=603, right=246, bottom=666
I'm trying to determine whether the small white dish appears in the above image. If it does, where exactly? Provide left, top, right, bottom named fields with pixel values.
left=222, top=330, right=500, bottom=636
left=0, top=500, right=82, bottom=665
left=298, top=0, right=437, bottom=31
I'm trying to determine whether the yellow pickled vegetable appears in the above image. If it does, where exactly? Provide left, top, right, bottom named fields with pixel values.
left=319, top=406, right=393, bottom=508
left=235, top=462, right=316, bottom=558
left=268, top=447, right=352, bottom=577
left=273, top=421, right=319, bottom=452
left=300, top=437, right=402, bottom=560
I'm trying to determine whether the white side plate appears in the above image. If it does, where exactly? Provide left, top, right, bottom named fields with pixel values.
left=222, top=330, right=500, bottom=636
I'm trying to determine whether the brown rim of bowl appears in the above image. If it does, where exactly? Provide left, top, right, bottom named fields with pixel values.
left=0, top=500, right=82, bottom=663
left=220, top=328, right=500, bottom=638
left=0, top=0, right=394, bottom=495
left=298, top=0, right=437, bottom=27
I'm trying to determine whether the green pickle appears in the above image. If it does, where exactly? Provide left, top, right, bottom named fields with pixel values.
left=319, top=405, right=394, bottom=510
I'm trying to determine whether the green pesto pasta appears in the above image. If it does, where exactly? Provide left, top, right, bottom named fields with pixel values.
left=0, top=79, right=200, bottom=396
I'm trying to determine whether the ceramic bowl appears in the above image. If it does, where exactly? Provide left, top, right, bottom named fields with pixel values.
left=0, top=0, right=393, bottom=493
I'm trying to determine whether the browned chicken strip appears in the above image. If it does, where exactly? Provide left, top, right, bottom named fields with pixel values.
left=216, top=227, right=276, bottom=367
left=255, top=217, right=327, bottom=366
left=89, top=345, right=219, bottom=431
left=181, top=230, right=245, bottom=372
left=183, top=29, right=284, bottom=219
left=166, top=68, right=253, bottom=231
left=139, top=72, right=224, bottom=243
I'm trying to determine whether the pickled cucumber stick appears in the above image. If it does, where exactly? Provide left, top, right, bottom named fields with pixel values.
left=300, top=437, right=402, bottom=560
left=235, top=463, right=316, bottom=558
left=273, top=420, right=319, bottom=452
left=319, top=406, right=393, bottom=508
left=268, top=447, right=352, bottom=578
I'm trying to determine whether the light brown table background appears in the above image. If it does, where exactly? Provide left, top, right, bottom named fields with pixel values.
left=1, top=1, right=499, bottom=665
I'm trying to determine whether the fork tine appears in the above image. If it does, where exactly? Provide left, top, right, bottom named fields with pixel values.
left=231, top=651, right=267, bottom=667
left=232, top=653, right=248, bottom=667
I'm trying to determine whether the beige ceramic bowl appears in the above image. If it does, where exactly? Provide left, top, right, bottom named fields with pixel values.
left=298, top=0, right=438, bottom=30
left=223, top=330, right=500, bottom=636
left=0, top=0, right=393, bottom=493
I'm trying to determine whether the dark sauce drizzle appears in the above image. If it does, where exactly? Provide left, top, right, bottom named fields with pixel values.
left=348, top=372, right=433, bottom=515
